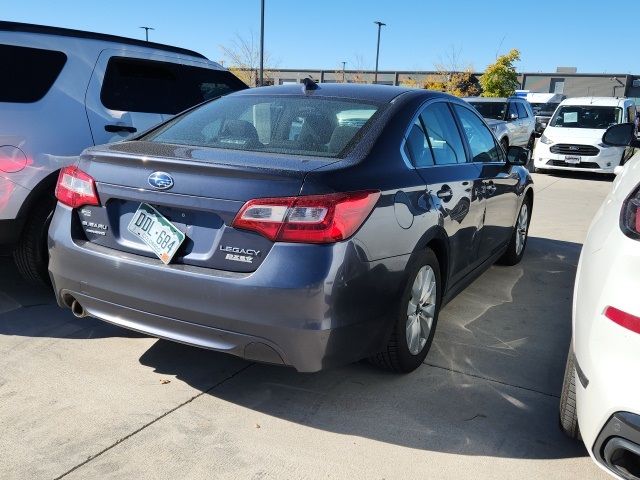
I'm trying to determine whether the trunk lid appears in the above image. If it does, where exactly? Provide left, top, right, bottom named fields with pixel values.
left=75, top=141, right=337, bottom=272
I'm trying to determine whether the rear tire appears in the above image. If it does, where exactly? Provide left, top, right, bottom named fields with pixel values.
left=369, top=249, right=441, bottom=373
left=559, top=344, right=581, bottom=440
left=13, top=195, right=56, bottom=286
left=500, top=137, right=509, bottom=153
left=498, top=197, right=531, bottom=266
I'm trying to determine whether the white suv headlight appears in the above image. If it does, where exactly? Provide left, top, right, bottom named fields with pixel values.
left=540, top=134, right=553, bottom=145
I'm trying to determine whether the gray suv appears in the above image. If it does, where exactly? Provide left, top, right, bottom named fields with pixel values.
left=465, top=96, right=536, bottom=152
left=0, top=22, right=246, bottom=284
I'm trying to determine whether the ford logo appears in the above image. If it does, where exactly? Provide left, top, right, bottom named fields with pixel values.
left=148, top=172, right=174, bottom=190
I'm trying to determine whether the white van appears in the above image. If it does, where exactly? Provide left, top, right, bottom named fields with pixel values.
left=0, top=22, right=247, bottom=283
left=532, top=97, right=636, bottom=174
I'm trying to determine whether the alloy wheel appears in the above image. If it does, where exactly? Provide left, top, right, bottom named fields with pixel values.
left=406, top=265, right=437, bottom=355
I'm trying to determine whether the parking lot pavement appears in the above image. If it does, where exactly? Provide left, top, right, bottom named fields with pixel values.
left=0, top=172, right=614, bottom=480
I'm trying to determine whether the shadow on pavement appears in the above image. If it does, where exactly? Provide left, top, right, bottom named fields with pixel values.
left=137, top=235, right=588, bottom=461
left=540, top=170, right=615, bottom=182
left=0, top=256, right=143, bottom=340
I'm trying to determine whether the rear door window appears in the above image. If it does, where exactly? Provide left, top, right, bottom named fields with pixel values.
left=0, top=44, right=67, bottom=103
left=453, top=104, right=503, bottom=163
left=100, top=57, right=247, bottom=114
left=420, top=103, right=467, bottom=165
left=405, top=118, right=435, bottom=167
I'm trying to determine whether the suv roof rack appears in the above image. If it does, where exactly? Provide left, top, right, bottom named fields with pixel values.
left=0, top=21, right=207, bottom=59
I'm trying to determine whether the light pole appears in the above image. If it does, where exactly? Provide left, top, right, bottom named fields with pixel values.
left=373, top=21, right=386, bottom=84
left=341, top=61, right=347, bottom=83
left=139, top=26, right=154, bottom=42
left=259, top=0, right=265, bottom=86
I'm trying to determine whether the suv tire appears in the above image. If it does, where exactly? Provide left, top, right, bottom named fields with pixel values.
left=13, top=196, right=56, bottom=285
left=369, top=248, right=441, bottom=373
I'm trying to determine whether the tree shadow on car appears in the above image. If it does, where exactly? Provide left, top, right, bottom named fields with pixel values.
left=138, top=235, right=589, bottom=460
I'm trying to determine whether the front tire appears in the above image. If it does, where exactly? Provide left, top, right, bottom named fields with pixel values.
left=559, top=344, right=581, bottom=440
left=369, top=249, right=441, bottom=373
left=13, top=195, right=56, bottom=286
left=498, top=198, right=531, bottom=266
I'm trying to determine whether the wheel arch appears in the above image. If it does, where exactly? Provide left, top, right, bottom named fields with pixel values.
left=412, top=225, right=450, bottom=296
left=16, top=170, right=60, bottom=222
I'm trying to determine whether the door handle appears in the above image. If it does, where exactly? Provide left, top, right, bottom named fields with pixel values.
left=436, top=187, right=453, bottom=201
left=105, top=124, right=137, bottom=133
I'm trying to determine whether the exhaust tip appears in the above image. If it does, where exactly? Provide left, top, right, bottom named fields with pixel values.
left=70, top=299, right=86, bottom=318
left=604, top=437, right=640, bottom=480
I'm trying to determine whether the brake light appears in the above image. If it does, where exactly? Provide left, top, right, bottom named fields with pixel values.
left=232, top=190, right=380, bottom=243
left=621, top=183, right=640, bottom=239
left=605, top=306, right=640, bottom=334
left=55, top=166, right=100, bottom=208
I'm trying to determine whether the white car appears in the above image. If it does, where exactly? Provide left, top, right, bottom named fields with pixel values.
left=0, top=21, right=247, bottom=284
left=533, top=97, right=636, bottom=174
left=560, top=123, right=640, bottom=479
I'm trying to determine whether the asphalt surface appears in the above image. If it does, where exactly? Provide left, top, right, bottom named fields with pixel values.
left=0, top=172, right=615, bottom=480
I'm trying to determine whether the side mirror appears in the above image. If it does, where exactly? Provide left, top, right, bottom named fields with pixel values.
left=509, top=112, right=518, bottom=120
left=506, top=145, right=529, bottom=166
left=602, top=123, right=640, bottom=147
left=614, top=165, right=624, bottom=176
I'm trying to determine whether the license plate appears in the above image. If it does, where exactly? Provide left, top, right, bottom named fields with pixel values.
left=127, top=203, right=185, bottom=264
left=565, top=155, right=581, bottom=164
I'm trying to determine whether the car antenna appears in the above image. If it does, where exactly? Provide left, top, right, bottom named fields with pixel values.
left=301, top=77, right=318, bottom=93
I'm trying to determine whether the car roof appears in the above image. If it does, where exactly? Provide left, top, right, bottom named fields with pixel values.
left=464, top=97, right=522, bottom=102
left=231, top=83, right=447, bottom=103
left=0, top=21, right=207, bottom=59
left=560, top=96, right=632, bottom=107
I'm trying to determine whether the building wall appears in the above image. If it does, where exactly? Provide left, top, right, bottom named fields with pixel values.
left=262, top=69, right=640, bottom=100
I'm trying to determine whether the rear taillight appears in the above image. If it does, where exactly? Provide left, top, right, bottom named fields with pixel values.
left=604, top=306, right=640, bottom=334
left=232, top=190, right=380, bottom=243
left=55, top=166, right=100, bottom=208
left=621, top=184, right=640, bottom=240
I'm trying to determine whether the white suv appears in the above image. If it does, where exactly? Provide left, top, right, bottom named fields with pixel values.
left=532, top=97, right=636, bottom=174
left=0, top=22, right=247, bottom=283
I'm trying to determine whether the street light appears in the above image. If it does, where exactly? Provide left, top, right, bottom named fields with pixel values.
left=373, top=21, right=386, bottom=84
left=139, top=26, right=154, bottom=42
left=259, top=0, right=265, bottom=86
left=341, top=61, right=347, bottom=83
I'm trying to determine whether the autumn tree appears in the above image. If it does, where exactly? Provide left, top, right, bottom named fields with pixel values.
left=480, top=49, right=521, bottom=97
left=219, top=32, right=276, bottom=86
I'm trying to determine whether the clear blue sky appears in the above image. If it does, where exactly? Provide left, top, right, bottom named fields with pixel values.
left=4, top=0, right=636, bottom=73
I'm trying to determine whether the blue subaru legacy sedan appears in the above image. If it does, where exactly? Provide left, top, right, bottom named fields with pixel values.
left=48, top=82, right=533, bottom=373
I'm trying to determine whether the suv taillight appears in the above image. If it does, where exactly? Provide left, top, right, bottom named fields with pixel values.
left=55, top=166, right=100, bottom=208
left=232, top=190, right=380, bottom=244
left=621, top=183, right=640, bottom=240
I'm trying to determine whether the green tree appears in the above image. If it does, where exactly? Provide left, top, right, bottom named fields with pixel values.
left=480, top=49, right=521, bottom=97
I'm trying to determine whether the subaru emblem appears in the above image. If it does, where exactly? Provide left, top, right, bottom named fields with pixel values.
left=148, top=172, right=174, bottom=190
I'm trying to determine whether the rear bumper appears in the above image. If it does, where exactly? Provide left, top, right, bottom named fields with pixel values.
left=48, top=205, right=407, bottom=372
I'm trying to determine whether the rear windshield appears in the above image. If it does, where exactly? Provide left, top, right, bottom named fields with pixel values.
left=468, top=101, right=507, bottom=120
left=550, top=106, right=622, bottom=129
left=101, top=57, right=247, bottom=115
left=530, top=102, right=561, bottom=115
left=144, top=95, right=382, bottom=157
